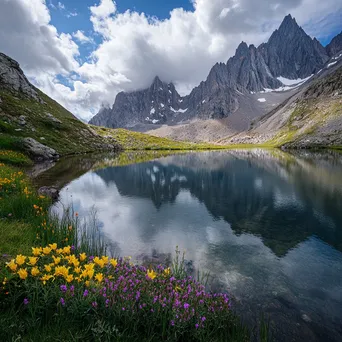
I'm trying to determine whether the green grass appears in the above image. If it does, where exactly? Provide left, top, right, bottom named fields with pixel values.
left=0, top=89, right=120, bottom=157
left=0, top=150, right=32, bottom=166
left=0, top=221, right=34, bottom=256
left=91, top=126, right=232, bottom=150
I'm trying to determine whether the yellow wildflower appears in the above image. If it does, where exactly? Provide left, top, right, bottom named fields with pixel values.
left=94, top=257, right=105, bottom=268
left=44, top=264, right=52, bottom=272
left=16, top=255, right=26, bottom=266
left=110, top=258, right=118, bottom=268
left=87, top=269, right=94, bottom=279
left=84, top=263, right=95, bottom=271
left=41, top=274, right=53, bottom=285
left=28, top=257, right=38, bottom=266
left=79, top=253, right=87, bottom=262
left=54, top=266, right=69, bottom=278
left=74, top=266, right=81, bottom=274
left=62, top=246, right=71, bottom=255
left=101, top=256, right=109, bottom=264
left=95, top=273, right=104, bottom=282
left=85, top=280, right=90, bottom=287
left=52, top=256, right=61, bottom=265
left=42, top=246, right=51, bottom=255
left=18, top=268, right=28, bottom=280
left=164, top=267, right=171, bottom=276
left=56, top=248, right=63, bottom=254
left=49, top=243, right=57, bottom=250
left=32, top=247, right=42, bottom=256
left=31, top=267, right=40, bottom=277
left=175, top=285, right=182, bottom=292
left=66, top=274, right=74, bottom=283
left=147, top=269, right=157, bottom=280
left=6, top=259, right=17, bottom=272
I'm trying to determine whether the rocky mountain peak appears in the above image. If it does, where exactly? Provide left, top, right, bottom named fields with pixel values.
left=326, top=31, right=342, bottom=56
left=278, top=14, right=299, bottom=32
left=260, top=14, right=329, bottom=79
left=235, top=41, right=249, bottom=56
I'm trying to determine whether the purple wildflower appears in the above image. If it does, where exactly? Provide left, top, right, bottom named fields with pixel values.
left=60, top=298, right=65, bottom=306
left=83, top=290, right=89, bottom=297
left=23, top=298, right=29, bottom=305
left=71, top=245, right=75, bottom=251
left=184, top=303, right=190, bottom=309
left=92, top=301, right=98, bottom=308
left=201, top=316, right=206, bottom=322
left=60, top=285, right=67, bottom=293
left=195, top=324, right=199, bottom=329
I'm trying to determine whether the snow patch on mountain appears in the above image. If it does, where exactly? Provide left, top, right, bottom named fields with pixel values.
left=327, top=61, right=338, bottom=68
left=170, top=107, right=188, bottom=113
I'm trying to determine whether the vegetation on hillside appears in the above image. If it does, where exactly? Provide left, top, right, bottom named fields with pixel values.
left=0, top=89, right=118, bottom=156
left=91, top=126, right=230, bottom=150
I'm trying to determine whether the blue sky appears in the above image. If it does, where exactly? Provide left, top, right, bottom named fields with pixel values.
left=1, top=0, right=341, bottom=121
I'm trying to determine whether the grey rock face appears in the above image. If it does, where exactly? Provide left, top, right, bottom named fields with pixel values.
left=89, top=76, right=185, bottom=128
left=23, top=137, right=60, bottom=162
left=259, top=15, right=329, bottom=79
left=326, top=32, right=342, bottom=57
left=0, top=52, right=39, bottom=100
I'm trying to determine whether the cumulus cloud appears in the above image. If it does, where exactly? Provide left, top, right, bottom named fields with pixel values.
left=0, top=0, right=341, bottom=121
left=73, top=30, right=94, bottom=44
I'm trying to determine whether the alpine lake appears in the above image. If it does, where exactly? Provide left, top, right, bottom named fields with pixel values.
left=32, top=149, right=342, bottom=342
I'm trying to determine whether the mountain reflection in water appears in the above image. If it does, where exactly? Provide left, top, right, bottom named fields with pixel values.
left=51, top=150, right=342, bottom=341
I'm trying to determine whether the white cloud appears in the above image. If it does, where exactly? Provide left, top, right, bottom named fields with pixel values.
left=73, top=30, right=94, bottom=44
left=57, top=1, right=64, bottom=10
left=0, top=0, right=341, bottom=122
left=67, top=11, right=78, bottom=18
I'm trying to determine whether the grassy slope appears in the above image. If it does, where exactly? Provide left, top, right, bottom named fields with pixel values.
left=0, top=89, right=117, bottom=156
left=91, top=125, right=257, bottom=150
left=265, top=67, right=342, bottom=148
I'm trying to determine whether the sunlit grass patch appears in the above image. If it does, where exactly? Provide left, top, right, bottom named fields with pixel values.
left=0, top=150, right=32, bottom=166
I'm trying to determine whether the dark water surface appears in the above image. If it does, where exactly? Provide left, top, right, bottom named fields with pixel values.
left=40, top=149, right=342, bottom=341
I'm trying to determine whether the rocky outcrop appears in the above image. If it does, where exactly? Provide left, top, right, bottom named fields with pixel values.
left=258, top=15, right=329, bottom=79
left=22, top=137, right=60, bottom=161
left=326, top=32, right=342, bottom=57
left=0, top=52, right=40, bottom=100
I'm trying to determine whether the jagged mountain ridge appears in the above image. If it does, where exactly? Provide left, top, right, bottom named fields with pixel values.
left=89, top=14, right=337, bottom=129
left=90, top=76, right=184, bottom=127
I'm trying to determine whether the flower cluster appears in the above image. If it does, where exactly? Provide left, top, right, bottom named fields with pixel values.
left=4, top=244, right=231, bottom=332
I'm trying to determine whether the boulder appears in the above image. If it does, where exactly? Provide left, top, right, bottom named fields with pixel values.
left=46, top=112, right=62, bottom=124
left=18, top=115, right=27, bottom=126
left=38, top=186, right=59, bottom=201
left=23, top=137, right=59, bottom=162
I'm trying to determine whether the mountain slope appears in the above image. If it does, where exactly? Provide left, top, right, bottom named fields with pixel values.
left=89, top=14, right=332, bottom=131
left=0, top=52, right=120, bottom=159
left=223, top=55, right=342, bottom=148
left=326, top=31, right=342, bottom=57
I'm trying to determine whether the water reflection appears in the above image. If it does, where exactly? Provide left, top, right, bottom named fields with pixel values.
left=51, top=149, right=342, bottom=341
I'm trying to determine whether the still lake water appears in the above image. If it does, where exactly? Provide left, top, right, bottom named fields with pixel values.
left=45, top=149, right=342, bottom=341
